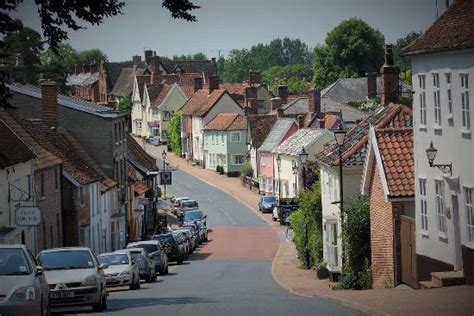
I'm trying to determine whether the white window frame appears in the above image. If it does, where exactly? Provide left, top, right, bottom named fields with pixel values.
left=419, top=178, right=428, bottom=234
left=136, top=119, right=142, bottom=130
left=230, top=131, right=241, bottom=143
left=465, top=187, right=474, bottom=244
left=419, top=75, right=427, bottom=126
left=433, top=73, right=441, bottom=126
left=446, top=73, right=453, bottom=118
left=461, top=74, right=470, bottom=131
left=232, top=154, right=244, bottom=165
left=435, top=180, right=447, bottom=237
left=326, top=221, right=339, bottom=270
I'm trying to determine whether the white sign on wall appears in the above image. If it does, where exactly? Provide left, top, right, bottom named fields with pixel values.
left=15, top=206, right=42, bottom=226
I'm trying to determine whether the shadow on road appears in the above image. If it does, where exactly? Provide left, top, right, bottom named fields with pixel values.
left=187, top=252, right=212, bottom=261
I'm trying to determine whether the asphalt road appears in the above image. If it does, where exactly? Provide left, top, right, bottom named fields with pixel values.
left=63, top=162, right=359, bottom=316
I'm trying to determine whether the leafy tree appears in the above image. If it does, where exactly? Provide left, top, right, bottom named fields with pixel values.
left=117, top=96, right=132, bottom=112
left=172, top=53, right=207, bottom=61
left=168, top=111, right=183, bottom=156
left=3, top=22, right=43, bottom=67
left=263, top=64, right=313, bottom=95
left=393, top=31, right=421, bottom=85
left=313, top=18, right=385, bottom=89
left=77, top=49, right=108, bottom=65
left=239, top=161, right=253, bottom=182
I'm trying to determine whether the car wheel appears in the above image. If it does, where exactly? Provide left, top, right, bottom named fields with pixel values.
left=129, top=280, right=135, bottom=290
left=135, top=277, right=141, bottom=289
left=92, top=292, right=107, bottom=312
left=41, top=297, right=50, bottom=316
left=272, top=217, right=277, bottom=222
left=177, top=256, right=184, bottom=264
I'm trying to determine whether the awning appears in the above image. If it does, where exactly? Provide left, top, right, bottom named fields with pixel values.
left=134, top=182, right=150, bottom=195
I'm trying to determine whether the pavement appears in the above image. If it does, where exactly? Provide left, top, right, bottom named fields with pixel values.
left=147, top=143, right=474, bottom=316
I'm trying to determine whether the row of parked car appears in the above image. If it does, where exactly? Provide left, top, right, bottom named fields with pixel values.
left=0, top=196, right=209, bottom=315
left=258, top=195, right=298, bottom=225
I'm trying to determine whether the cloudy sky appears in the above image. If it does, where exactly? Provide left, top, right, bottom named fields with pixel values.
left=13, top=0, right=443, bottom=62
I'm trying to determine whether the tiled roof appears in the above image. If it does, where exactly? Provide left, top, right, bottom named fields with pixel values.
left=402, top=0, right=474, bottom=55
left=180, top=89, right=227, bottom=117
left=134, top=182, right=150, bottom=195
left=0, top=108, right=62, bottom=171
left=315, top=104, right=413, bottom=167
left=136, top=75, right=152, bottom=100
left=66, top=72, right=99, bottom=87
left=375, top=128, right=414, bottom=198
left=151, top=84, right=173, bottom=109
left=110, top=68, right=146, bottom=97
left=247, top=114, right=278, bottom=148
left=0, top=120, right=36, bottom=169
left=8, top=83, right=126, bottom=119
left=204, top=113, right=247, bottom=131
left=127, top=135, right=159, bottom=172
left=161, top=60, right=216, bottom=78
left=105, top=61, right=145, bottom=90
left=258, top=118, right=296, bottom=153
left=273, top=128, right=327, bottom=156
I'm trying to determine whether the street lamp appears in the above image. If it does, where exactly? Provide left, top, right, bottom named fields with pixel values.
left=276, top=154, right=282, bottom=198
left=298, top=147, right=308, bottom=189
left=292, top=159, right=298, bottom=196
left=425, top=141, right=452, bottom=176
left=162, top=149, right=168, bottom=198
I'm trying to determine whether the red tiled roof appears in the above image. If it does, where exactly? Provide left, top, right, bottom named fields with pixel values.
left=204, top=113, right=247, bottom=131
left=0, top=108, right=62, bottom=171
left=0, top=120, right=36, bottom=169
left=151, top=84, right=173, bottom=109
left=402, top=0, right=474, bottom=55
left=134, top=182, right=150, bottom=195
left=247, top=114, right=278, bottom=148
left=127, top=135, right=159, bottom=172
left=180, top=89, right=227, bottom=117
left=375, top=128, right=414, bottom=198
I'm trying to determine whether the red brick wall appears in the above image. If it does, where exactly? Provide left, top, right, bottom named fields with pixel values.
left=36, top=166, right=63, bottom=251
left=368, top=165, right=396, bottom=289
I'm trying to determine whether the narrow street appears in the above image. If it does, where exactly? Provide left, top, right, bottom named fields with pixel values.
left=68, top=156, right=359, bottom=316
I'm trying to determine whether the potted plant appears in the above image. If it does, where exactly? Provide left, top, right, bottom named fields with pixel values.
left=219, top=166, right=225, bottom=175
left=316, top=261, right=329, bottom=279
left=216, top=165, right=221, bottom=173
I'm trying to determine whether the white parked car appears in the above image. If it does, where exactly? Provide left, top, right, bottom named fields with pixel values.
left=37, top=247, right=108, bottom=312
left=97, top=251, right=140, bottom=290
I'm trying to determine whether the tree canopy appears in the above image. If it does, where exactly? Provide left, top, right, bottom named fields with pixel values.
left=262, top=64, right=313, bottom=95
left=312, top=18, right=385, bottom=89
left=393, top=31, right=421, bottom=84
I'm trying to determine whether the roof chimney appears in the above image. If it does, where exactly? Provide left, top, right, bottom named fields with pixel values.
left=211, top=57, right=217, bottom=75
left=209, top=75, right=220, bottom=94
left=249, top=70, right=261, bottom=85
left=278, top=85, right=288, bottom=104
left=193, top=76, right=203, bottom=92
left=244, top=86, right=257, bottom=108
left=144, top=50, right=154, bottom=64
left=277, top=107, right=285, bottom=118
left=307, top=88, right=321, bottom=116
left=366, top=72, right=377, bottom=100
left=271, top=97, right=282, bottom=111
left=133, top=55, right=142, bottom=67
left=381, top=44, right=400, bottom=105
left=40, top=80, right=58, bottom=127
left=297, top=115, right=305, bottom=129
left=247, top=98, right=258, bottom=115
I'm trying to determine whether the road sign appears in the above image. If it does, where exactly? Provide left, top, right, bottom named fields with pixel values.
left=15, top=206, right=42, bottom=226
left=160, top=171, right=172, bottom=185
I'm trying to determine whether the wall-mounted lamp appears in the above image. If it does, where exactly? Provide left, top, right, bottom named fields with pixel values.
left=425, top=141, right=452, bottom=176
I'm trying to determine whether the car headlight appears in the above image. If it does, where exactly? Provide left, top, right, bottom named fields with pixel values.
left=119, top=271, right=131, bottom=276
left=12, top=286, right=36, bottom=301
left=83, top=275, right=97, bottom=286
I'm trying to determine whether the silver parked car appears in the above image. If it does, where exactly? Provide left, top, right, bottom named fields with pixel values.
left=126, top=248, right=156, bottom=282
left=0, top=244, right=49, bottom=316
left=127, top=241, right=168, bottom=275
left=97, top=251, right=140, bottom=290
left=37, top=247, right=107, bottom=312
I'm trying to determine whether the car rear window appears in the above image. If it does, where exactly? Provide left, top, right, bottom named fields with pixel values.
left=131, top=244, right=158, bottom=253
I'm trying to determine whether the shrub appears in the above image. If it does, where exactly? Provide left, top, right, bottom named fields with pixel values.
left=240, top=160, right=253, bottom=182
left=168, top=111, right=182, bottom=156
left=337, top=194, right=372, bottom=290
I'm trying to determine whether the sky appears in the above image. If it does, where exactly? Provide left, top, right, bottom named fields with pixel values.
left=12, top=0, right=443, bottom=62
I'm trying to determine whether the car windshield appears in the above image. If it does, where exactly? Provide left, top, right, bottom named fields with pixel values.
left=130, top=244, right=158, bottom=254
left=38, top=250, right=95, bottom=270
left=98, top=254, right=129, bottom=266
left=182, top=201, right=197, bottom=207
left=184, top=210, right=204, bottom=221
left=263, top=197, right=276, bottom=203
left=0, top=248, right=32, bottom=275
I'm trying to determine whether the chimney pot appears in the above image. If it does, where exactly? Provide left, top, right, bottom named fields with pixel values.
left=144, top=50, right=154, bottom=64
left=133, top=55, right=142, bottom=66
left=278, top=85, right=288, bottom=104
left=40, top=80, right=58, bottom=127
left=209, top=75, right=220, bottom=93
left=381, top=43, right=400, bottom=105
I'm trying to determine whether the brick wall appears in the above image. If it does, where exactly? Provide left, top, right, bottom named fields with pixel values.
left=369, top=166, right=396, bottom=289
left=36, top=166, right=63, bottom=251
left=61, top=178, right=91, bottom=246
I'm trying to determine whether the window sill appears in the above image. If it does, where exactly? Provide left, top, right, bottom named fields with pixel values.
left=461, top=129, right=471, bottom=136
left=438, top=232, right=448, bottom=240
left=421, top=230, right=429, bottom=238
left=447, top=114, right=454, bottom=120
left=432, top=125, right=442, bottom=131
left=419, top=125, right=427, bottom=131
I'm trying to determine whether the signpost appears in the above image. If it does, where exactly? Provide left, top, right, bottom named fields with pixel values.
left=160, top=171, right=172, bottom=186
left=15, top=206, right=42, bottom=226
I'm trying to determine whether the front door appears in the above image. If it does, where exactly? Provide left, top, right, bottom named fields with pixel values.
left=451, top=194, right=463, bottom=270
left=400, top=216, right=416, bottom=287
left=326, top=221, right=338, bottom=271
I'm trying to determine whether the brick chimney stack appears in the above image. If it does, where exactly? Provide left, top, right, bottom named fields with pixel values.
left=247, top=98, right=258, bottom=115
left=209, top=75, right=220, bottom=94
left=381, top=44, right=400, bottom=105
left=307, top=88, right=321, bottom=116
left=211, top=57, right=217, bottom=75
left=144, top=50, right=154, bottom=64
left=133, top=55, right=142, bottom=66
left=277, top=107, right=285, bottom=118
left=271, top=97, right=282, bottom=111
left=278, top=85, right=288, bottom=104
left=244, top=86, right=257, bottom=109
left=249, top=70, right=261, bottom=85
left=40, top=80, right=58, bottom=127
left=366, top=72, right=377, bottom=100
left=193, top=77, right=203, bottom=92
left=297, top=115, right=305, bottom=129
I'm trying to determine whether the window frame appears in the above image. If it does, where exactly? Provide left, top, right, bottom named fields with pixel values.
left=465, top=187, right=474, bottom=244
left=461, top=74, right=470, bottom=131
left=230, top=131, right=241, bottom=143
left=232, top=154, right=244, bottom=165
left=433, top=73, right=441, bottom=125
left=419, top=178, right=428, bottom=234
left=435, top=180, right=447, bottom=237
left=418, top=75, right=427, bottom=126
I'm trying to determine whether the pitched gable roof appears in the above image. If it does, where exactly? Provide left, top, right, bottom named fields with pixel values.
left=127, top=135, right=159, bottom=173
left=0, top=120, right=36, bottom=169
left=0, top=108, right=62, bottom=171
left=151, top=84, right=173, bottom=109
left=161, top=60, right=216, bottom=78
left=204, top=113, right=247, bottom=131
left=315, top=104, right=413, bottom=167
left=273, top=128, right=328, bottom=156
left=247, top=114, right=278, bottom=148
left=110, top=68, right=146, bottom=97
left=258, top=118, right=297, bottom=152
left=402, top=0, right=474, bottom=56
left=180, top=89, right=228, bottom=117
